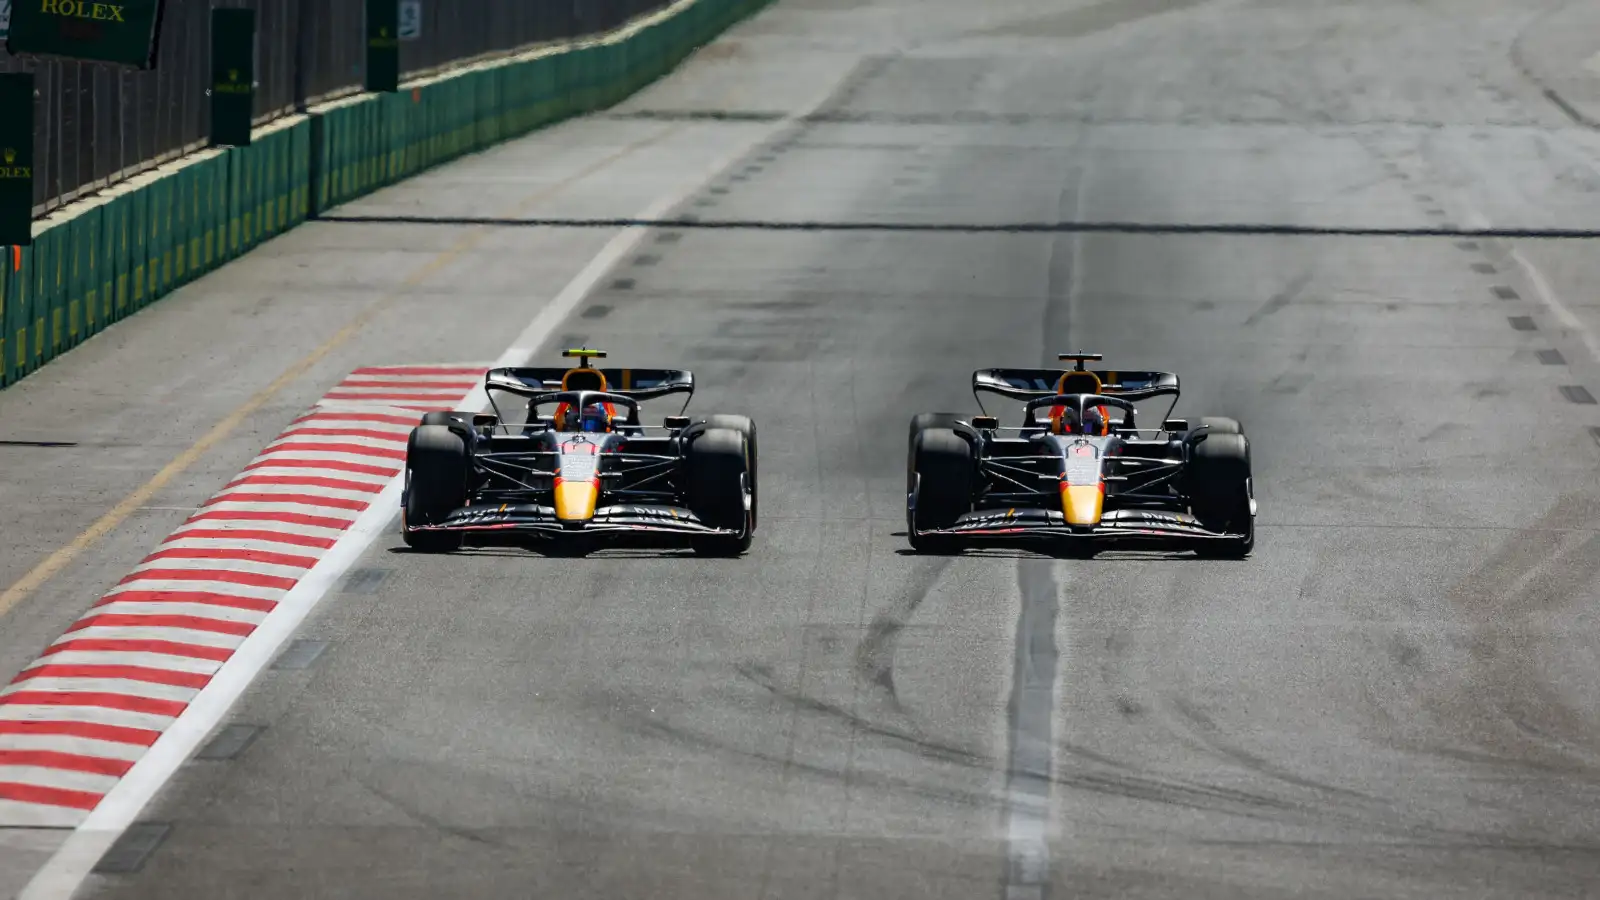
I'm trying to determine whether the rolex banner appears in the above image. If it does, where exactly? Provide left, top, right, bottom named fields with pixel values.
left=0, top=73, right=33, bottom=246
left=209, top=7, right=253, bottom=147
left=4, top=0, right=166, bottom=68
left=365, top=0, right=398, bottom=93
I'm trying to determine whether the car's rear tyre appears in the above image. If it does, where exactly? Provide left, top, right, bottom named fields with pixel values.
left=687, top=427, right=754, bottom=557
left=420, top=409, right=496, bottom=440
left=694, top=415, right=757, bottom=529
left=403, top=425, right=469, bottom=552
left=1187, top=431, right=1254, bottom=558
left=908, top=427, right=973, bottom=553
left=908, top=414, right=965, bottom=492
left=910, top=413, right=965, bottom=443
left=1196, top=416, right=1243, bottom=436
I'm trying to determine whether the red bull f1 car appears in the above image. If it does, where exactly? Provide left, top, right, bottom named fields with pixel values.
left=906, top=353, right=1254, bottom=557
left=401, top=349, right=757, bottom=556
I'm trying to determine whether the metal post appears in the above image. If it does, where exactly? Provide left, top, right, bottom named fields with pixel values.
left=293, top=0, right=323, bottom=218
left=292, top=0, right=311, bottom=111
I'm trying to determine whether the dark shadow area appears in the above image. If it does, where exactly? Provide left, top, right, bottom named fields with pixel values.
left=385, top=542, right=719, bottom=560
left=892, top=547, right=1216, bottom=561
left=315, top=214, right=1600, bottom=239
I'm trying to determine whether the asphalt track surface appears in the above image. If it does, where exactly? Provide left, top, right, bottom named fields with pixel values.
left=6, top=0, right=1600, bottom=897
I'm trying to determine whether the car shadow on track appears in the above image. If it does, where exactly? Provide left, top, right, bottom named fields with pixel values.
left=892, top=549, right=1203, bottom=561
left=887, top=534, right=1202, bottom=562
left=384, top=544, right=704, bottom=560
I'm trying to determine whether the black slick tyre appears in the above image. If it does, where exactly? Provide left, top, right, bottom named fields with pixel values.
left=421, top=410, right=497, bottom=439
left=1196, top=416, right=1243, bottom=436
left=908, top=414, right=965, bottom=493
left=694, top=415, right=757, bottom=529
left=908, top=427, right=972, bottom=553
left=403, top=425, right=469, bottom=552
left=686, top=427, right=754, bottom=557
left=422, top=410, right=499, bottom=441
left=1187, top=431, right=1254, bottom=559
left=909, top=413, right=965, bottom=443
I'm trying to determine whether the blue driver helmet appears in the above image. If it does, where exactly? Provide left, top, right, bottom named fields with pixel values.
left=579, top=403, right=610, bottom=433
left=1081, top=405, right=1109, bottom=436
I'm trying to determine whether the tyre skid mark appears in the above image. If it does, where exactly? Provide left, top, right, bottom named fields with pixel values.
left=1372, top=493, right=1600, bottom=776
left=852, top=558, right=953, bottom=715
left=736, top=662, right=989, bottom=769
left=617, top=704, right=996, bottom=809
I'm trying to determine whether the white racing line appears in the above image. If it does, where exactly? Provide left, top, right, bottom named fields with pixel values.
left=20, top=73, right=848, bottom=900
left=1461, top=207, right=1600, bottom=364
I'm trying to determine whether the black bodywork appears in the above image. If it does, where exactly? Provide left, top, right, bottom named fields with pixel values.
left=402, top=366, right=745, bottom=547
left=908, top=364, right=1255, bottom=552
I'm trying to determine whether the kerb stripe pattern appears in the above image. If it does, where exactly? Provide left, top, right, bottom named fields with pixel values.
left=0, top=364, right=487, bottom=826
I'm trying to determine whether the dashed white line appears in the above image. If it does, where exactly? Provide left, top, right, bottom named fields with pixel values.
left=1462, top=207, right=1600, bottom=363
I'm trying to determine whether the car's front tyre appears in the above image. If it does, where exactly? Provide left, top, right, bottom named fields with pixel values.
left=686, top=427, right=755, bottom=557
left=908, top=427, right=973, bottom=554
left=402, top=425, right=468, bottom=553
left=908, top=413, right=966, bottom=494
left=1187, top=431, right=1254, bottom=559
left=693, top=415, right=758, bottom=529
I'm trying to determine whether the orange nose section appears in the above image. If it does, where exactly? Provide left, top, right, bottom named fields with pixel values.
left=1060, top=483, right=1104, bottom=526
left=554, top=480, right=598, bottom=521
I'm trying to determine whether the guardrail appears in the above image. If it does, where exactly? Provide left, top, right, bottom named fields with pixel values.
left=0, top=0, right=773, bottom=390
left=0, top=0, right=675, bottom=218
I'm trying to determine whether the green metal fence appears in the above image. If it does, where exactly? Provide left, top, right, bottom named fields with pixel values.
left=0, top=0, right=773, bottom=390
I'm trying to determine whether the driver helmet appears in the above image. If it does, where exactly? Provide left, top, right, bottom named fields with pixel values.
left=1049, top=407, right=1079, bottom=435
left=1080, top=405, right=1110, bottom=436
left=1051, top=405, right=1110, bottom=436
left=578, top=402, right=612, bottom=433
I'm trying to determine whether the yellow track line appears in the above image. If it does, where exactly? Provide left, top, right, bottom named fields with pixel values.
left=0, top=121, right=685, bottom=619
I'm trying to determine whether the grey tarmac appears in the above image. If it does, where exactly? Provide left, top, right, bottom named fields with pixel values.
left=3, top=0, right=1600, bottom=898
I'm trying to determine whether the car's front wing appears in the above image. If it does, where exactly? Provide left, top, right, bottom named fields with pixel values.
left=405, top=502, right=739, bottom=538
left=916, top=507, right=1247, bottom=544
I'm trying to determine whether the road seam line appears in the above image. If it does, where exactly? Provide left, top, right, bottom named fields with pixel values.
left=1003, top=560, right=1061, bottom=900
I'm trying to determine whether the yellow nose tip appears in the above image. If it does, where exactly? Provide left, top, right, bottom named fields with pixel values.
left=554, top=481, right=598, bottom=520
left=1061, top=484, right=1104, bottom=526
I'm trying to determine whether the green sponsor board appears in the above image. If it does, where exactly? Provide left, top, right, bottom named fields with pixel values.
left=98, top=194, right=117, bottom=322
left=1, top=250, right=17, bottom=386
left=111, top=192, right=128, bottom=316
left=172, top=164, right=190, bottom=283
left=209, top=7, right=253, bottom=147
left=5, top=0, right=165, bottom=68
left=0, top=73, right=33, bottom=246
left=0, top=251, right=10, bottom=386
left=127, top=183, right=145, bottom=307
left=66, top=210, right=85, bottom=344
left=365, top=0, right=398, bottom=93
left=146, top=170, right=165, bottom=297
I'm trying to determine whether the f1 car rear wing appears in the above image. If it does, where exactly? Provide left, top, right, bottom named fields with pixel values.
left=972, top=368, right=1179, bottom=402
left=485, top=367, right=694, bottom=401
